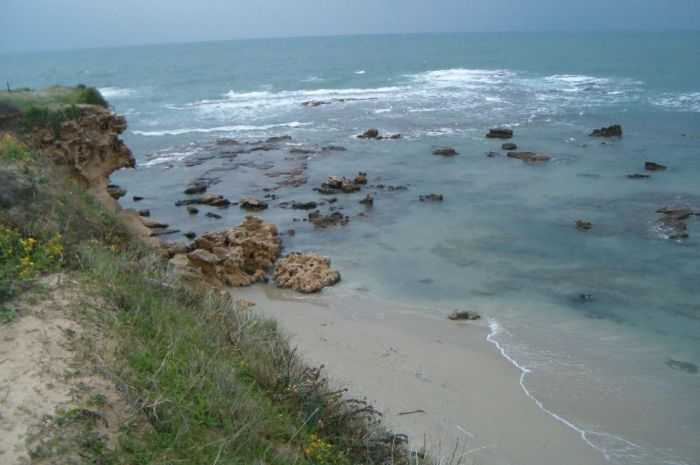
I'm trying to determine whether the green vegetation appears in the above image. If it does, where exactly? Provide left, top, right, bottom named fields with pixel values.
left=0, top=84, right=108, bottom=113
left=1, top=104, right=429, bottom=464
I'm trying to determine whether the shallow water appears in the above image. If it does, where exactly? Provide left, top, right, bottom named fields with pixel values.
left=4, top=32, right=699, bottom=464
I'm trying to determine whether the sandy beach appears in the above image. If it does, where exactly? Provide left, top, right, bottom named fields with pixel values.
left=235, top=284, right=611, bottom=465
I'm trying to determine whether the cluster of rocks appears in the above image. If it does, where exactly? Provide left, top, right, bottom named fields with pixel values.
left=308, top=210, right=349, bottom=227
left=274, top=252, right=341, bottom=293
left=356, top=129, right=402, bottom=140
left=419, top=193, right=443, bottom=202
left=169, top=216, right=281, bottom=287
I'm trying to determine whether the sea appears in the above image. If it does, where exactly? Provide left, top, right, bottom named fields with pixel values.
left=3, top=32, right=699, bottom=465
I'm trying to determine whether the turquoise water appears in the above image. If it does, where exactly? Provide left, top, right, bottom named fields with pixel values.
left=4, top=32, right=699, bottom=464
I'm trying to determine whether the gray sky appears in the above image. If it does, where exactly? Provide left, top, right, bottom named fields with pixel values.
left=1, top=0, right=699, bottom=53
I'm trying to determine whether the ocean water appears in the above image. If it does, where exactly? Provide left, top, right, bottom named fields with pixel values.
left=3, top=32, right=699, bottom=464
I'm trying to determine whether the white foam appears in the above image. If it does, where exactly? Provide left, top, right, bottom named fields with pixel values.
left=354, top=70, right=366, bottom=75
left=99, top=86, right=135, bottom=98
left=486, top=319, right=614, bottom=462
left=132, top=121, right=310, bottom=137
left=652, top=92, right=700, bottom=112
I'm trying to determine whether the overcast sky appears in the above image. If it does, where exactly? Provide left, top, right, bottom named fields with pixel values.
left=1, top=0, right=699, bottom=53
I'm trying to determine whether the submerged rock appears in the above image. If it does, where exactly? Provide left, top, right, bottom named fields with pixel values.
left=575, top=220, right=592, bottom=231
left=628, top=173, right=650, bottom=179
left=502, top=142, right=518, bottom=150
left=133, top=195, right=144, bottom=201
left=187, top=205, right=199, bottom=214
left=183, top=182, right=208, bottom=195
left=274, top=252, right=341, bottom=293
left=486, top=128, right=513, bottom=139
left=590, top=125, right=622, bottom=137
left=507, top=151, right=551, bottom=163
left=645, top=161, right=667, bottom=171
left=432, top=147, right=459, bottom=156
left=419, top=193, right=443, bottom=202
left=321, top=145, right=347, bottom=152
left=655, top=208, right=691, bottom=240
left=448, top=310, right=481, bottom=321
left=205, top=212, right=222, bottom=219
left=485, top=151, right=500, bottom=157
left=666, top=359, right=698, bottom=374
left=291, top=201, right=318, bottom=210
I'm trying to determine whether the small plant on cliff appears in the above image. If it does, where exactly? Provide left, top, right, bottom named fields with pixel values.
left=72, top=86, right=108, bottom=108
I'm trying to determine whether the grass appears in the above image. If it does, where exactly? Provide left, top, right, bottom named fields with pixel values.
left=0, top=84, right=108, bottom=113
left=1, top=103, right=432, bottom=464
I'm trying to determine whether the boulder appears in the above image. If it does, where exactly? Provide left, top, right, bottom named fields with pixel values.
left=187, top=205, right=199, bottom=214
left=590, top=125, right=622, bottom=137
left=107, top=186, right=127, bottom=199
left=448, top=310, right=481, bottom=321
left=240, top=196, right=268, bottom=211
left=507, top=152, right=551, bottom=163
left=502, top=143, right=518, bottom=150
left=645, top=161, right=667, bottom=171
left=432, top=147, right=459, bottom=156
left=199, top=193, right=231, bottom=207
left=274, top=252, right=341, bottom=293
left=138, top=209, right=150, bottom=217
left=184, top=231, right=197, bottom=240
left=133, top=196, right=144, bottom=201
left=486, top=128, right=513, bottom=139
left=357, top=128, right=380, bottom=139
left=354, top=172, right=368, bottom=185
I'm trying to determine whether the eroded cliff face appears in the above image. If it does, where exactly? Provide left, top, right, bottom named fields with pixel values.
left=26, top=104, right=135, bottom=203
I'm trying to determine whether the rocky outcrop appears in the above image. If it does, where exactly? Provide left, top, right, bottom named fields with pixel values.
left=486, top=128, right=513, bottom=139
left=432, top=147, right=459, bottom=156
left=274, top=252, right=341, bottom=293
left=170, top=216, right=281, bottom=287
left=27, top=105, right=135, bottom=193
left=590, top=125, right=622, bottom=137
left=507, top=152, right=551, bottom=163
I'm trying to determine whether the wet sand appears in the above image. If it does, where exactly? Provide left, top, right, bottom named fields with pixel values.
left=234, top=284, right=611, bottom=465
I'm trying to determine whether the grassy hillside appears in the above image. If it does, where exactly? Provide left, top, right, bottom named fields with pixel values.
left=0, top=102, right=430, bottom=464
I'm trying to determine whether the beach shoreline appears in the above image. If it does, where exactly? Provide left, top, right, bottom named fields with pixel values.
left=235, top=283, right=611, bottom=465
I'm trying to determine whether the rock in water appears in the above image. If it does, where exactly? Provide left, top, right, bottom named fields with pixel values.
left=274, top=252, right=341, bottom=293
left=507, top=152, right=551, bottom=164
left=575, top=220, right=592, bottom=231
left=359, top=194, right=374, bottom=206
left=502, top=142, right=518, bottom=150
left=240, top=196, right=268, bottom=211
left=432, top=147, right=459, bottom=156
left=308, top=210, right=349, bottom=227
left=645, top=161, right=667, bottom=171
left=357, top=128, right=380, bottom=139
left=590, top=125, right=622, bottom=137
left=628, top=174, right=650, bottom=179
left=486, top=128, right=513, bottom=139
left=655, top=208, right=691, bottom=239
left=419, top=193, right=443, bottom=202
left=448, top=310, right=481, bottom=321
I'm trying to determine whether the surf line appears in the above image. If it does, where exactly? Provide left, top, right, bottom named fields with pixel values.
left=486, top=319, right=622, bottom=463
